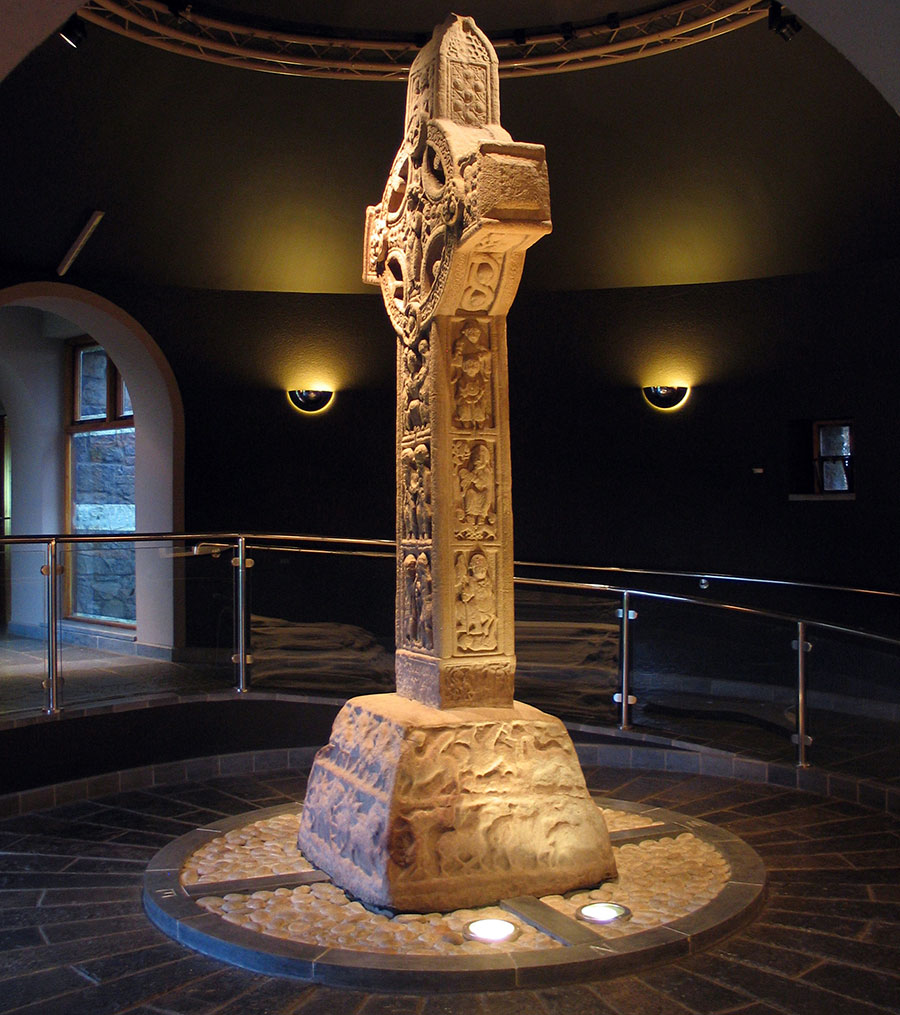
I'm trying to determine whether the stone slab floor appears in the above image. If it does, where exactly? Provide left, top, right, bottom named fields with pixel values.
left=1, top=767, right=899, bottom=1015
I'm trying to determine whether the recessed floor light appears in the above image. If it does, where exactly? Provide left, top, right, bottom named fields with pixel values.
left=576, top=902, right=632, bottom=924
left=463, top=917, right=520, bottom=942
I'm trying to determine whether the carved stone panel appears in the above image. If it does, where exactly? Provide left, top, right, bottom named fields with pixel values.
left=401, top=335, right=431, bottom=435
left=450, top=318, right=493, bottom=431
left=440, top=660, right=513, bottom=708
left=450, top=61, right=488, bottom=127
left=400, top=550, right=433, bottom=652
left=455, top=548, right=497, bottom=653
left=400, top=441, right=432, bottom=542
left=453, top=439, right=496, bottom=541
left=460, top=254, right=503, bottom=313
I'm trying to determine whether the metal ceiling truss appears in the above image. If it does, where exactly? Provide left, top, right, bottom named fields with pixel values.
left=77, top=0, right=770, bottom=81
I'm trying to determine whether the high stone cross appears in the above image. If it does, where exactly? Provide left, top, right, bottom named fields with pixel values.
left=297, top=16, right=616, bottom=913
left=366, top=13, right=550, bottom=709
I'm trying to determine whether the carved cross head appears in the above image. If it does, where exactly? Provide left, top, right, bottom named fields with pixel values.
left=363, top=15, right=550, bottom=346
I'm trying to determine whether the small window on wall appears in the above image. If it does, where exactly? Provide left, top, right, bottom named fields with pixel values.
left=788, top=419, right=855, bottom=501
left=814, top=420, right=853, bottom=494
left=66, top=339, right=136, bottom=625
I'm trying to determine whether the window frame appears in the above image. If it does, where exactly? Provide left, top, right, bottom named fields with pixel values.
left=64, top=338, right=136, bottom=626
left=812, top=418, right=853, bottom=496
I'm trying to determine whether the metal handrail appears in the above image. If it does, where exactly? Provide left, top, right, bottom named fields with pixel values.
left=513, top=576, right=900, bottom=648
left=516, top=559, right=900, bottom=602
left=3, top=531, right=896, bottom=768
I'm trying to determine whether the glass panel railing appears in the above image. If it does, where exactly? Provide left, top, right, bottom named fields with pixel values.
left=0, top=543, right=50, bottom=717
left=513, top=581, right=619, bottom=726
left=512, top=560, right=900, bottom=770
left=1, top=533, right=896, bottom=778
left=245, top=540, right=395, bottom=699
left=628, top=598, right=799, bottom=761
left=54, top=540, right=234, bottom=711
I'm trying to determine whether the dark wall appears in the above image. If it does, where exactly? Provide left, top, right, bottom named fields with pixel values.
left=506, top=261, right=900, bottom=590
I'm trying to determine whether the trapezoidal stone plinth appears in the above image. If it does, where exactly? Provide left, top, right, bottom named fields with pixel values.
left=297, top=694, right=615, bottom=912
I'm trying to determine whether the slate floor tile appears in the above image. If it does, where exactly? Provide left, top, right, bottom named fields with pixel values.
left=41, top=911, right=151, bottom=943
left=536, top=985, right=621, bottom=1015
left=108, top=829, right=174, bottom=848
left=0, top=925, right=44, bottom=950
left=41, top=885, right=142, bottom=906
left=473, top=990, right=550, bottom=1015
left=9, top=834, right=157, bottom=862
left=358, top=994, right=424, bottom=1015
left=0, top=964, right=87, bottom=1014
left=0, top=888, right=42, bottom=908
left=863, top=923, right=900, bottom=949
left=742, top=923, right=900, bottom=971
left=682, top=954, right=887, bottom=1015
left=593, top=975, right=697, bottom=1014
left=801, top=962, right=900, bottom=1011
left=199, top=977, right=311, bottom=1015
left=639, top=964, right=755, bottom=1013
left=755, top=909, right=869, bottom=938
left=2, top=898, right=138, bottom=930
left=131, top=966, right=261, bottom=1013
left=420, top=992, right=487, bottom=1015
left=0, top=928, right=167, bottom=981
left=75, top=942, right=199, bottom=983
left=0, top=853, right=74, bottom=873
left=710, top=937, right=821, bottom=978
left=772, top=881, right=872, bottom=901
left=6, top=957, right=225, bottom=1015
left=296, top=987, right=370, bottom=1015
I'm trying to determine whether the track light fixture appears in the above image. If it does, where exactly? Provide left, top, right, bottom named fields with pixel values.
left=768, top=2, right=801, bottom=42
left=58, top=15, right=86, bottom=49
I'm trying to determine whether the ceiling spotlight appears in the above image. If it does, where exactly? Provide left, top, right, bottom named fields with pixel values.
left=59, top=15, right=86, bottom=49
left=287, top=389, right=334, bottom=414
left=768, top=2, right=802, bottom=41
left=463, top=918, right=520, bottom=943
left=642, top=385, right=690, bottom=411
left=576, top=902, right=632, bottom=924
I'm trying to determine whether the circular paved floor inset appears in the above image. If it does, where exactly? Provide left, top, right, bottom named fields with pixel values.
left=143, top=795, right=766, bottom=992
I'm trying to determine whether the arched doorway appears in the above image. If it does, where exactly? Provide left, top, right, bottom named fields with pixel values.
left=0, top=281, right=184, bottom=652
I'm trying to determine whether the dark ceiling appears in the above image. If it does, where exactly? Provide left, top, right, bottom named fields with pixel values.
left=2, top=4, right=900, bottom=293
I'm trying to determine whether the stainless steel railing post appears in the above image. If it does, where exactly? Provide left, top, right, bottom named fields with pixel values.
left=616, top=590, right=637, bottom=730
left=42, top=539, right=62, bottom=714
left=792, top=620, right=812, bottom=768
left=232, top=537, right=253, bottom=692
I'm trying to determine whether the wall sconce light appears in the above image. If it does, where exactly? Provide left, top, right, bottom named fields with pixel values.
left=642, top=385, right=690, bottom=411
left=59, top=15, right=87, bottom=48
left=287, top=389, right=334, bottom=414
